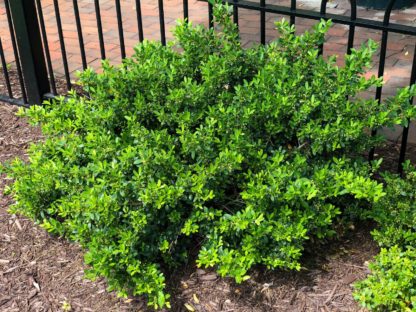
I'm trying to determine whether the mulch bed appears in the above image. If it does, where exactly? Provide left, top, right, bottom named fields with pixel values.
left=1, top=72, right=415, bottom=312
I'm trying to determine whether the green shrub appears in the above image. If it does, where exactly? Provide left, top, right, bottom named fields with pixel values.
left=354, top=246, right=416, bottom=311
left=354, top=163, right=416, bottom=311
left=370, top=162, right=416, bottom=248
left=2, top=3, right=416, bottom=309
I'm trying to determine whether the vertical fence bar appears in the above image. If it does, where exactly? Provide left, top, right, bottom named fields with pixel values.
left=347, top=0, right=357, bottom=54
left=208, top=2, right=214, bottom=28
left=398, top=44, right=416, bottom=173
left=73, top=0, right=87, bottom=70
left=233, top=0, right=239, bottom=26
left=36, top=0, right=57, bottom=95
left=260, top=0, right=266, bottom=45
left=320, top=0, right=328, bottom=14
left=4, top=0, right=27, bottom=103
left=369, top=0, right=395, bottom=161
left=136, top=0, right=144, bottom=42
left=184, top=0, right=189, bottom=20
left=158, top=0, right=166, bottom=45
left=94, top=0, right=106, bottom=60
left=290, top=0, right=296, bottom=26
left=318, top=0, right=328, bottom=55
left=0, top=37, right=13, bottom=98
left=53, top=0, right=71, bottom=91
left=115, top=0, right=126, bottom=59
left=9, top=0, right=50, bottom=105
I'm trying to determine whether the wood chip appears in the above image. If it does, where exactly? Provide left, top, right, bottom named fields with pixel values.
left=199, top=273, right=217, bottom=281
left=33, top=281, right=41, bottom=292
left=27, top=289, right=38, bottom=300
left=0, top=296, right=11, bottom=307
left=324, top=284, right=338, bottom=304
left=0, top=259, right=10, bottom=265
left=344, top=263, right=367, bottom=270
left=3, top=266, right=18, bottom=274
left=289, top=292, right=297, bottom=305
left=14, top=219, right=22, bottom=231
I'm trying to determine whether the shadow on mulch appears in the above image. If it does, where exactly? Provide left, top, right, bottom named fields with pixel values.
left=162, top=223, right=377, bottom=312
left=1, top=74, right=415, bottom=311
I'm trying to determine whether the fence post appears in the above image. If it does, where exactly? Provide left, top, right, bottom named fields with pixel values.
left=9, top=0, right=50, bottom=105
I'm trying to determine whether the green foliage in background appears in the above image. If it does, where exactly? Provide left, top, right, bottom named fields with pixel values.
left=2, top=2, right=416, bottom=309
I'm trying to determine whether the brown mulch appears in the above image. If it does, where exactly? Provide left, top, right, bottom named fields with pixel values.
left=1, top=74, right=416, bottom=312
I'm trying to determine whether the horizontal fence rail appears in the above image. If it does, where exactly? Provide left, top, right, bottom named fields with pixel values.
left=225, top=0, right=416, bottom=35
left=0, top=0, right=415, bottom=171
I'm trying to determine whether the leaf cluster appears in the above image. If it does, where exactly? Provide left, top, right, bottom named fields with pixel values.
left=354, top=163, right=416, bottom=311
left=354, top=245, right=416, bottom=311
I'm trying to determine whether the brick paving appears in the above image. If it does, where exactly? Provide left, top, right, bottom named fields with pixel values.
left=0, top=0, right=416, bottom=141
left=0, top=1, right=415, bottom=142
left=0, top=0, right=415, bottom=96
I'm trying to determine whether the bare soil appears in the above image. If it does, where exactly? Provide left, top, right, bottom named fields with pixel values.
left=1, top=80, right=415, bottom=311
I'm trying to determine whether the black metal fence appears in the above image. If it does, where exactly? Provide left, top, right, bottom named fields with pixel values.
left=0, top=0, right=415, bottom=171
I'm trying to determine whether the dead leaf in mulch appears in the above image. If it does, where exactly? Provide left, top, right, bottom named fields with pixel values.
left=196, top=269, right=206, bottom=276
left=342, top=275, right=357, bottom=285
left=184, top=302, right=196, bottom=311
